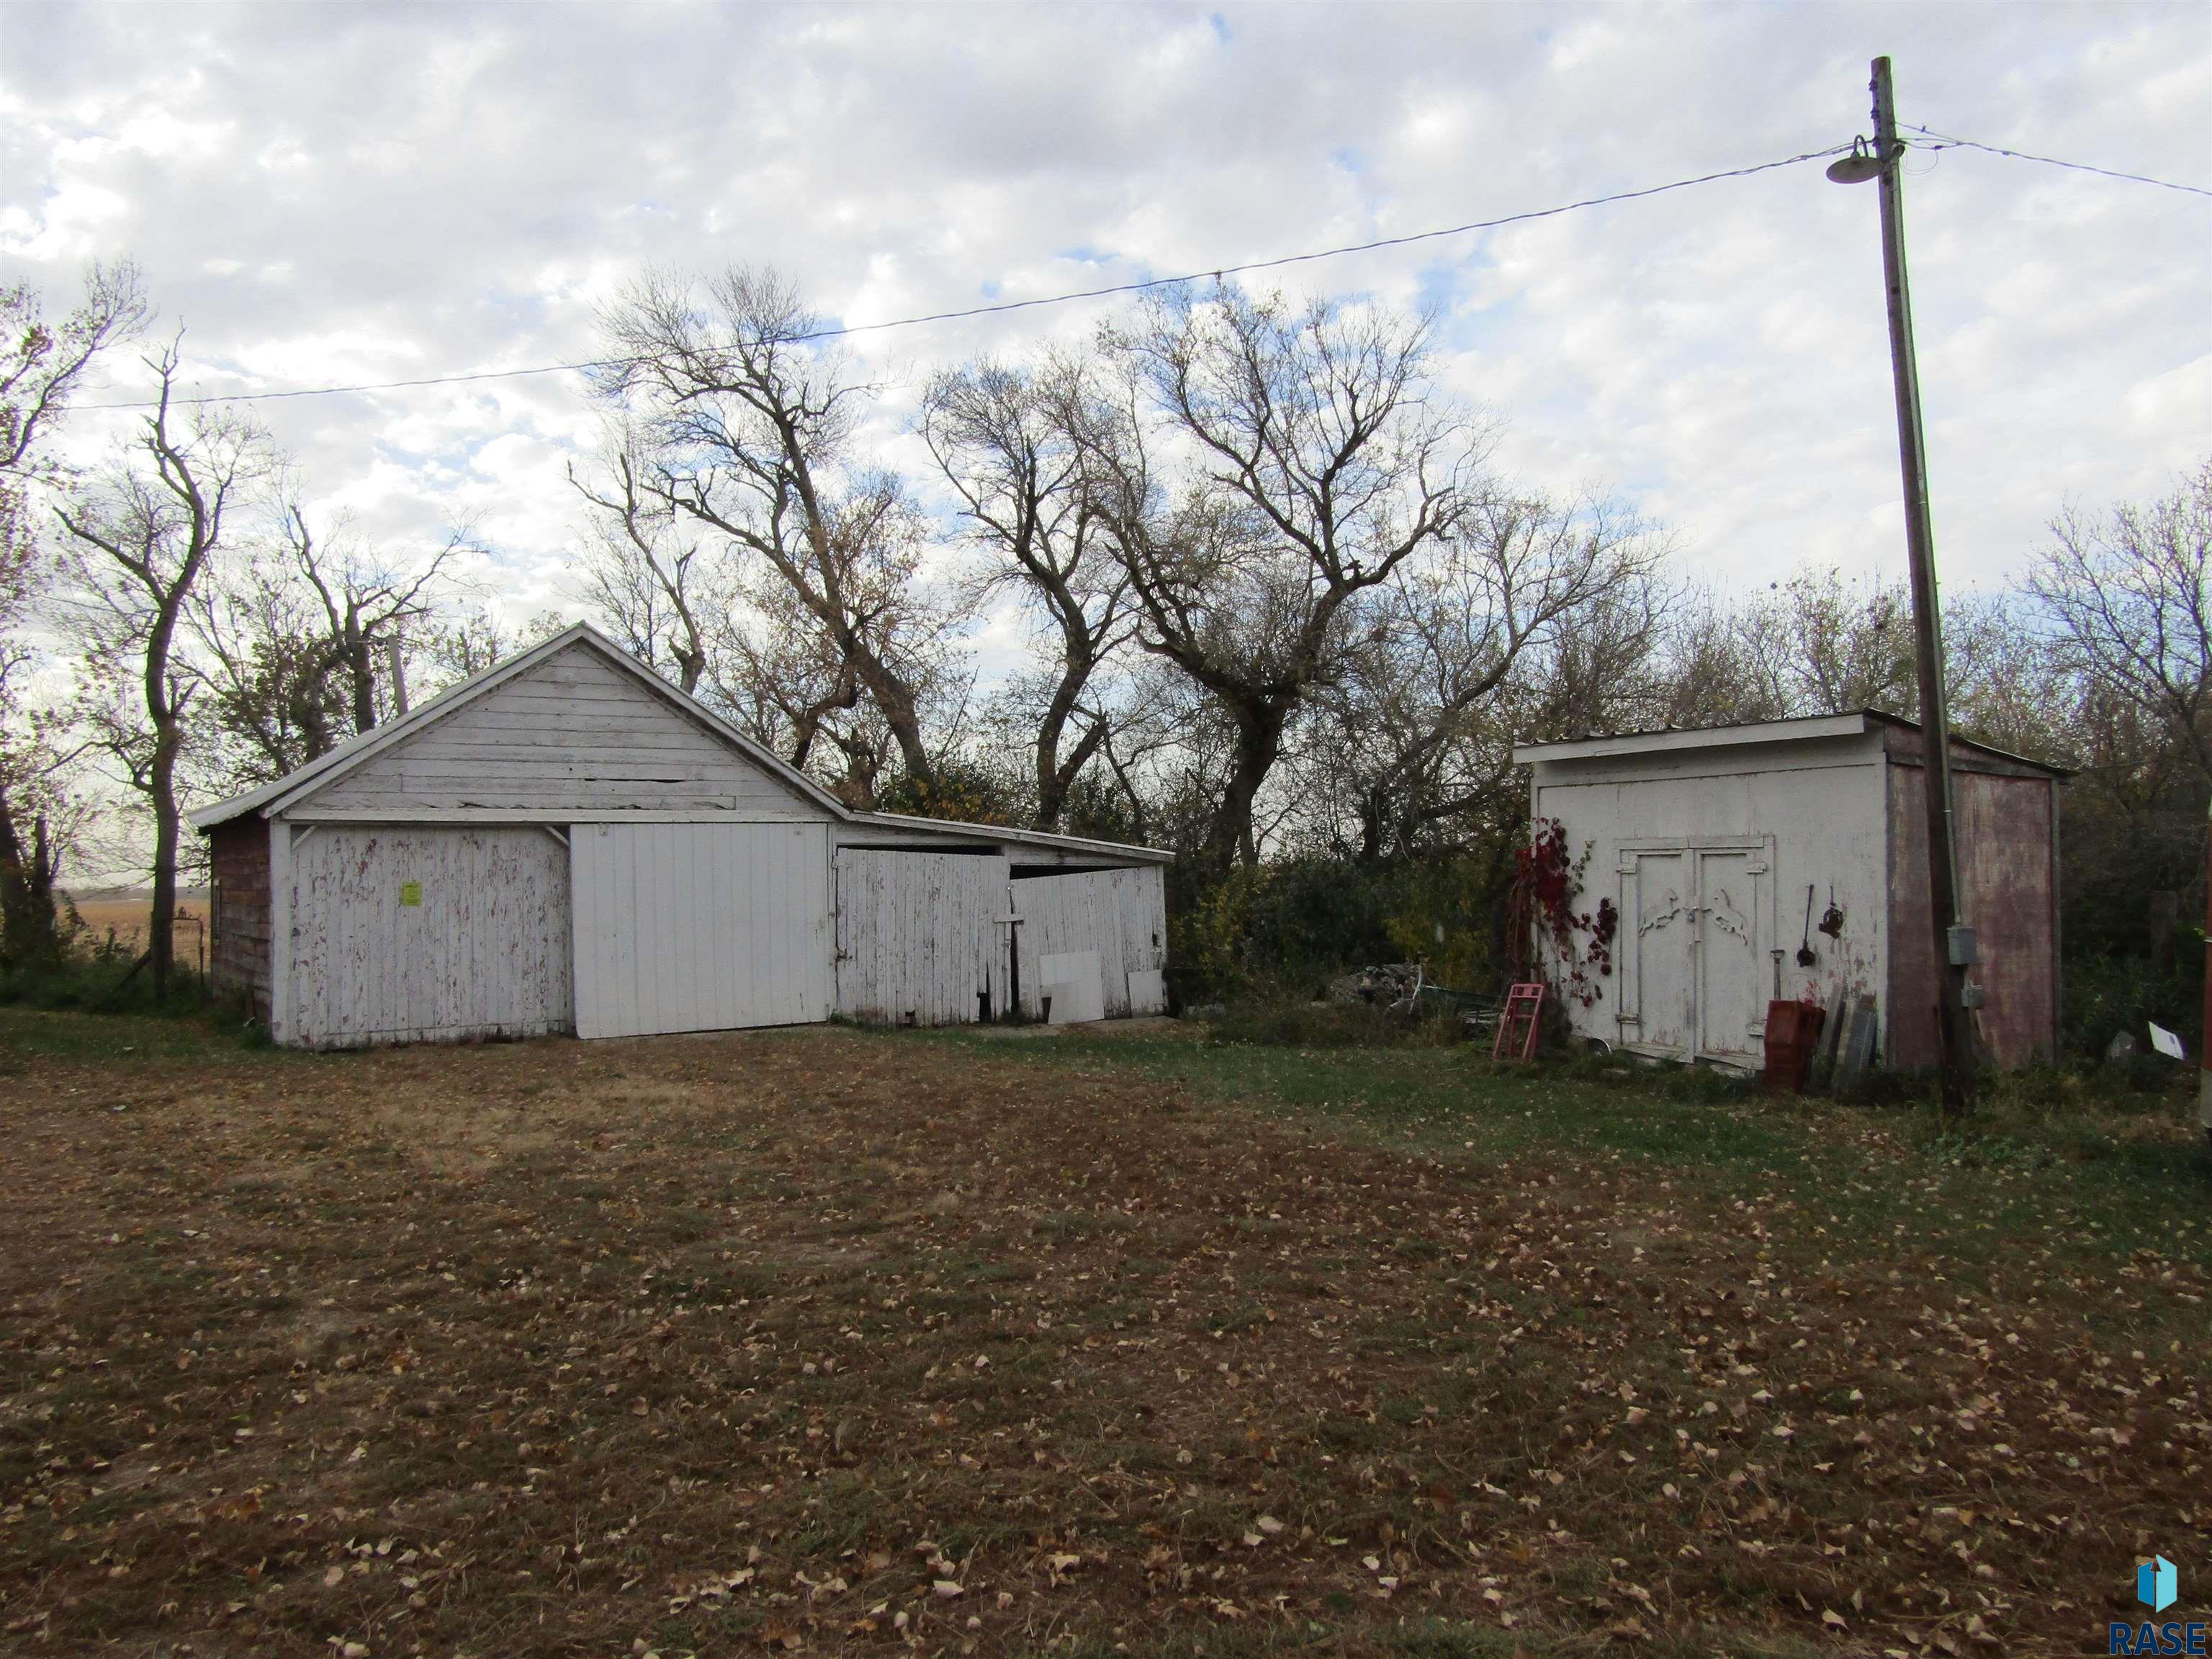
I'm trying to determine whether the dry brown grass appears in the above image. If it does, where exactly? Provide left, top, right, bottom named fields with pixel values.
left=0, top=1013, right=2203, bottom=1658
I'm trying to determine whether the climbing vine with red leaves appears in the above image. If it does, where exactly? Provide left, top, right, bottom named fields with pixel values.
left=1508, top=817, right=1618, bottom=1008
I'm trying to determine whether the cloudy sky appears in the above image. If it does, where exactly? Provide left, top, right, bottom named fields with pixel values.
left=4, top=1, right=2208, bottom=631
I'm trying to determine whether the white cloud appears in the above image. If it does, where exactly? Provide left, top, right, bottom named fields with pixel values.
left=1, top=0, right=2203, bottom=629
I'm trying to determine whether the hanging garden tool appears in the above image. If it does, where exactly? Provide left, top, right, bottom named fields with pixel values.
left=1819, top=884, right=1846, bottom=939
left=1797, top=885, right=1818, bottom=967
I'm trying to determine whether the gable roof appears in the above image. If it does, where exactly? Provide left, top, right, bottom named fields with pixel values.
left=187, top=623, right=1173, bottom=860
left=190, top=623, right=848, bottom=829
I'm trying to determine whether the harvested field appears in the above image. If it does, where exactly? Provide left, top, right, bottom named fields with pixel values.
left=62, top=891, right=212, bottom=960
left=0, top=1010, right=2205, bottom=1658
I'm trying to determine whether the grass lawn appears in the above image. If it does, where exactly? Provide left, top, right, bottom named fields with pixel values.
left=0, top=1009, right=2204, bottom=1658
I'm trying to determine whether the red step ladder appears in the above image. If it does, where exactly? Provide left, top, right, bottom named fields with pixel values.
left=1493, top=982, right=1546, bottom=1062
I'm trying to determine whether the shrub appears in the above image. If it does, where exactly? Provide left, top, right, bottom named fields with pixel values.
left=2062, top=953, right=2200, bottom=1061
left=0, top=948, right=210, bottom=1018
left=1167, top=853, right=1519, bottom=1007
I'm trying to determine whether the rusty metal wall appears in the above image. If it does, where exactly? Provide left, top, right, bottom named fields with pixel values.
left=1887, top=763, right=2059, bottom=1069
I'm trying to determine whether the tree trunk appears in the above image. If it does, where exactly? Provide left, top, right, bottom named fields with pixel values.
left=1035, top=690, right=1075, bottom=832
left=1033, top=649, right=1107, bottom=832
left=344, top=611, right=377, bottom=734
left=1357, top=791, right=1388, bottom=865
left=0, top=790, right=62, bottom=968
left=148, top=721, right=181, bottom=995
left=1037, top=717, right=1108, bottom=834
left=852, top=655, right=935, bottom=794
left=1202, top=699, right=1287, bottom=880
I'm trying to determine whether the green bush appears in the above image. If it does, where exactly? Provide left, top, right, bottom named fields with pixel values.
left=2062, top=953, right=2200, bottom=1061
left=0, top=953, right=210, bottom=1017
left=1167, top=852, right=1520, bottom=1007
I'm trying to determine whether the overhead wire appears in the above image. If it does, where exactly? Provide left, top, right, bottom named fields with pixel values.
left=1899, top=123, right=2212, bottom=199
left=73, top=143, right=1853, bottom=412
left=71, top=127, right=2208, bottom=415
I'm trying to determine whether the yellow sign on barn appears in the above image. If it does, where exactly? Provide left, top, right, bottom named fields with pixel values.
left=399, top=881, right=422, bottom=907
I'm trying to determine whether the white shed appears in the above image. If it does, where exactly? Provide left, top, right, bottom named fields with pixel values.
left=1514, top=712, right=2064, bottom=1073
left=194, top=624, right=1171, bottom=1048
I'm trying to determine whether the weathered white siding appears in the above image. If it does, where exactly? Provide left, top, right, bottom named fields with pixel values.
left=1014, top=866, right=1169, bottom=1018
left=835, top=850, right=1011, bottom=1025
left=306, top=642, right=827, bottom=819
left=1532, top=734, right=1887, bottom=1066
left=571, top=822, right=832, bottom=1038
left=288, top=825, right=572, bottom=1047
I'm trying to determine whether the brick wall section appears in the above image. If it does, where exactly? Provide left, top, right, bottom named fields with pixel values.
left=209, top=819, right=271, bottom=1025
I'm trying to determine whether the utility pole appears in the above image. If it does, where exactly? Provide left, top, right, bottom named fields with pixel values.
left=1833, top=55, right=1977, bottom=1110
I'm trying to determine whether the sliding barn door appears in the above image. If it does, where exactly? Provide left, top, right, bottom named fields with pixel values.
left=289, top=826, right=572, bottom=1048
left=570, top=822, right=832, bottom=1039
left=832, top=850, right=1010, bottom=1026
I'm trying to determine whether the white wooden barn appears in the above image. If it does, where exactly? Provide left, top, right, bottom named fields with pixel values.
left=1514, top=712, right=2064, bottom=1073
left=194, top=624, right=1170, bottom=1048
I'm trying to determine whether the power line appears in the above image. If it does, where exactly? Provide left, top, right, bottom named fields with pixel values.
left=1901, top=123, right=2212, bottom=199
left=75, top=143, right=1851, bottom=412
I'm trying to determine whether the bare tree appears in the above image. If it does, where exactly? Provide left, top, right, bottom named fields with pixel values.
left=1081, top=285, right=1487, bottom=876
left=0, top=263, right=147, bottom=965
left=187, top=541, right=349, bottom=784
left=1649, top=588, right=1781, bottom=729
left=1304, top=493, right=1668, bottom=861
left=2033, top=459, right=2212, bottom=778
left=923, top=356, right=1130, bottom=830
left=1642, top=566, right=1915, bottom=731
left=1, top=261, right=148, bottom=482
left=591, top=267, right=962, bottom=802
left=413, top=604, right=570, bottom=696
left=56, top=346, right=270, bottom=992
left=189, top=492, right=468, bottom=783
left=572, top=431, right=715, bottom=694
left=283, top=499, right=467, bottom=735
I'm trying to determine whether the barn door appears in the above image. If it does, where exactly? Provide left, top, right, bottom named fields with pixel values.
left=833, top=850, right=1009, bottom=1026
left=570, top=822, right=832, bottom=1039
left=1616, top=841, right=1768, bottom=1065
left=1013, top=866, right=1169, bottom=1020
left=1617, top=850, right=1694, bottom=1057
left=289, top=825, right=572, bottom=1048
left=1694, top=848, right=1767, bottom=1064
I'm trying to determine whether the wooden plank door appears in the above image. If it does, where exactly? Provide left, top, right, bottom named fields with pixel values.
left=1694, top=848, right=1768, bottom=1065
left=1617, top=850, right=1694, bottom=1058
left=832, top=850, right=1009, bottom=1026
left=289, top=825, right=572, bottom=1048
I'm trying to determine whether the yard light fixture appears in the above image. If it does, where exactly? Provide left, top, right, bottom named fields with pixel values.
left=1831, top=56, right=1977, bottom=1112
left=1825, top=137, right=1884, bottom=185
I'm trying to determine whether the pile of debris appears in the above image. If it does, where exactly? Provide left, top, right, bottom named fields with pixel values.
left=1327, top=962, right=1488, bottom=1019
left=1326, top=963, right=1426, bottom=1008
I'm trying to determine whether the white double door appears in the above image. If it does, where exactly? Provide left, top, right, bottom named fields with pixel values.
left=1616, top=840, right=1771, bottom=1065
